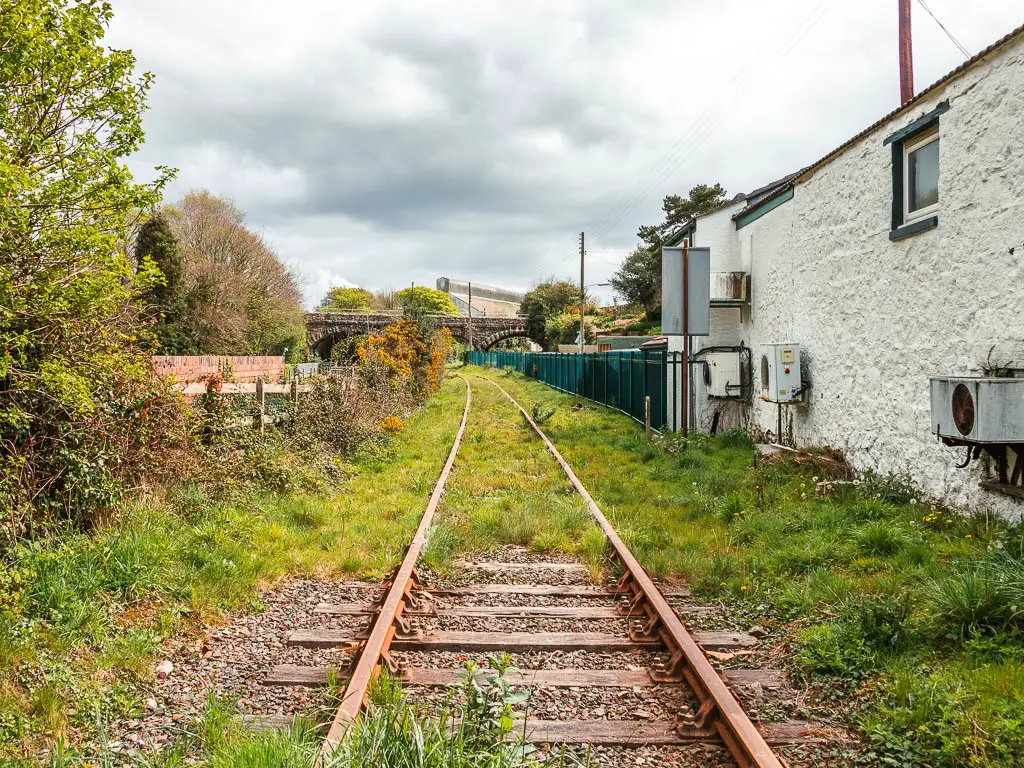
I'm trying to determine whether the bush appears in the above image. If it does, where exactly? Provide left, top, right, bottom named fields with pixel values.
left=1, top=0, right=175, bottom=534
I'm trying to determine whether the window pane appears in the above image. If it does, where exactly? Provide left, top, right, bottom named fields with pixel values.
left=908, top=138, right=939, bottom=212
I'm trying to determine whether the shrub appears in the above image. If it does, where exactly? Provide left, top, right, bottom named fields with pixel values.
left=0, top=0, right=182, bottom=536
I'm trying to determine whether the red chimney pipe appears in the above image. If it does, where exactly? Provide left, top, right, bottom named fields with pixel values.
left=899, top=0, right=914, bottom=103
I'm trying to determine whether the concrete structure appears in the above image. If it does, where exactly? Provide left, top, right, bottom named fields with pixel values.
left=305, top=312, right=529, bottom=355
left=436, top=277, right=525, bottom=318
left=664, top=25, right=1024, bottom=515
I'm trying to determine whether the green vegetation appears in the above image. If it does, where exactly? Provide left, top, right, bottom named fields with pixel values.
left=0, top=379, right=467, bottom=761
left=424, top=381, right=604, bottom=576
left=1, top=0, right=172, bottom=529
left=126, top=657, right=579, bottom=768
left=518, top=281, right=595, bottom=350
left=328, top=660, right=578, bottom=767
left=317, top=287, right=374, bottom=313
left=542, top=312, right=595, bottom=349
left=394, top=286, right=458, bottom=317
left=467, top=367, right=1024, bottom=768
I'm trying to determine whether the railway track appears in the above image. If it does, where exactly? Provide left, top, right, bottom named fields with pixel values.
left=263, top=375, right=834, bottom=766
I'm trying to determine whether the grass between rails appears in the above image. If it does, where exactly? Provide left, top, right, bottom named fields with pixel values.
left=0, top=378, right=467, bottom=762
left=466, top=366, right=1024, bottom=768
left=423, top=378, right=605, bottom=574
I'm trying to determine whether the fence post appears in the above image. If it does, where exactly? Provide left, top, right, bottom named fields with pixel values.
left=290, top=378, right=298, bottom=403
left=645, top=396, right=651, bottom=441
left=254, top=379, right=265, bottom=433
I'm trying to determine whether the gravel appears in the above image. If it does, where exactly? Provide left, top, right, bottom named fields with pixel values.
left=100, top=545, right=855, bottom=768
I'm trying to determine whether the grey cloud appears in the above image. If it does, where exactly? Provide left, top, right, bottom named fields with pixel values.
left=112, top=0, right=1024, bottom=305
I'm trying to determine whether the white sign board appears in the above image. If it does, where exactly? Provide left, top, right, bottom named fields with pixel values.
left=661, top=246, right=710, bottom=336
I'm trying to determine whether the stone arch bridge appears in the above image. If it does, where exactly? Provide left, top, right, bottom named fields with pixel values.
left=306, top=312, right=530, bottom=356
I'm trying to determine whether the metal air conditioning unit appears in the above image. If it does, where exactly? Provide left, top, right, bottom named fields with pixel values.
left=705, top=351, right=743, bottom=399
left=930, top=377, right=1024, bottom=443
left=760, top=343, right=803, bottom=403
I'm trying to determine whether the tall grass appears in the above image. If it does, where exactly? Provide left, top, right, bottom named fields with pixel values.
left=0, top=380, right=468, bottom=760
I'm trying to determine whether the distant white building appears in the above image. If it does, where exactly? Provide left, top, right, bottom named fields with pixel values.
left=663, top=24, right=1024, bottom=516
left=436, top=277, right=525, bottom=318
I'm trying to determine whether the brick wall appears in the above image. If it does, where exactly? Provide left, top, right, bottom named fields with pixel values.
left=153, top=356, right=285, bottom=383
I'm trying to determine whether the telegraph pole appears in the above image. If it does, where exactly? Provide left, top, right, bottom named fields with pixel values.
left=578, top=232, right=585, bottom=353
left=898, top=0, right=914, bottom=103
left=467, top=281, right=474, bottom=351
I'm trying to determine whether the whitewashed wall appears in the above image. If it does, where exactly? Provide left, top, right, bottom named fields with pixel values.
left=691, top=35, right=1024, bottom=516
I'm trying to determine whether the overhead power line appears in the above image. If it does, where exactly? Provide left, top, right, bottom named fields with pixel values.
left=584, top=0, right=838, bottom=249
left=915, top=0, right=971, bottom=59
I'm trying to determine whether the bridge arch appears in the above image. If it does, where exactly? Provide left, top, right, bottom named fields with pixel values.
left=476, top=327, right=537, bottom=351
left=304, top=312, right=530, bottom=358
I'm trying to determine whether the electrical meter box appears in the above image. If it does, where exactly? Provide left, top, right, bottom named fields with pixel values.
left=705, top=351, right=743, bottom=399
left=760, top=344, right=802, bottom=403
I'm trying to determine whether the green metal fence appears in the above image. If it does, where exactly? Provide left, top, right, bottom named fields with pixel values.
left=466, top=349, right=675, bottom=429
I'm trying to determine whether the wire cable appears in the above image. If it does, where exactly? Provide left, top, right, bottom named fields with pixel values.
left=585, top=0, right=838, bottom=248
left=915, top=0, right=971, bottom=59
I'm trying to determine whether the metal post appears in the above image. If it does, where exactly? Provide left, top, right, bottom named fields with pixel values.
left=579, top=231, right=585, bottom=353
left=899, top=0, right=914, bottom=103
left=682, top=240, right=690, bottom=438
left=467, top=281, right=474, bottom=351
left=645, top=396, right=651, bottom=441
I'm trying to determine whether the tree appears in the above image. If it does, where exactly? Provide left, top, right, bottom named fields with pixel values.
left=613, top=183, right=728, bottom=317
left=164, top=191, right=306, bottom=356
left=1, top=0, right=173, bottom=524
left=394, top=286, right=457, bottom=317
left=609, top=247, right=661, bottom=314
left=519, top=280, right=585, bottom=348
left=544, top=313, right=596, bottom=350
left=135, top=213, right=200, bottom=354
left=317, top=286, right=372, bottom=312
left=637, top=183, right=727, bottom=251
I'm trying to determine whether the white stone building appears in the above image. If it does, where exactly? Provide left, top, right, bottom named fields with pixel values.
left=664, top=24, right=1024, bottom=516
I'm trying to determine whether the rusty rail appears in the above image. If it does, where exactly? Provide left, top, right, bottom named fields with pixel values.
left=485, top=377, right=786, bottom=768
left=318, top=375, right=471, bottom=761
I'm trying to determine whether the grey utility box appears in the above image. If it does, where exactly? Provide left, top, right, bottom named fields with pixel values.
left=760, top=343, right=802, bottom=403
left=930, top=376, right=1024, bottom=443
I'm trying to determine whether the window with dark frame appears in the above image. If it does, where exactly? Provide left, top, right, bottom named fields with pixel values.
left=886, top=100, right=947, bottom=241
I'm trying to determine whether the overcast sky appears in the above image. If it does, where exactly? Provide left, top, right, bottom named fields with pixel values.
left=108, top=1, right=1021, bottom=307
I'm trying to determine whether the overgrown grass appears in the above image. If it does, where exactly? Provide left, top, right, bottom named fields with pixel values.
left=467, top=366, right=1024, bottom=768
left=424, top=381, right=604, bottom=576
left=0, top=378, right=467, bottom=761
